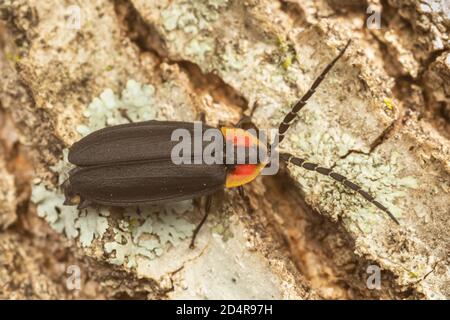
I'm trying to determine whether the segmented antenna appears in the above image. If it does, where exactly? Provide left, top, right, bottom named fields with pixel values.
left=277, top=40, right=351, bottom=144
left=280, top=153, right=400, bottom=224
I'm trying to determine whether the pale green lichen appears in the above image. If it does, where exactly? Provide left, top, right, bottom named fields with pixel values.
left=33, top=151, right=102, bottom=245
left=209, top=205, right=234, bottom=242
left=104, top=202, right=194, bottom=267
left=75, top=210, right=109, bottom=247
left=156, top=0, right=420, bottom=232
left=104, top=229, right=156, bottom=267
left=154, top=0, right=370, bottom=177
left=285, top=106, right=364, bottom=167
left=31, top=181, right=110, bottom=245
left=157, top=0, right=305, bottom=121
left=77, top=79, right=157, bottom=136
left=280, top=97, right=418, bottom=228
left=161, top=0, right=228, bottom=37
left=185, top=38, right=214, bottom=61
left=287, top=144, right=418, bottom=229
left=31, top=79, right=196, bottom=266
left=129, top=203, right=194, bottom=247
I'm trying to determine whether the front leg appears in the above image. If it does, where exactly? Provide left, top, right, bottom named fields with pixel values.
left=238, top=186, right=254, bottom=214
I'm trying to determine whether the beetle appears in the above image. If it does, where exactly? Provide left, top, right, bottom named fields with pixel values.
left=63, top=40, right=399, bottom=248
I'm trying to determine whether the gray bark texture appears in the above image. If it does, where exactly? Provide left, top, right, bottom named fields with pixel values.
left=0, top=0, right=448, bottom=299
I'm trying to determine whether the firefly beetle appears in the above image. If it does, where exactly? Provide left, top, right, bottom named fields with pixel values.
left=63, top=40, right=399, bottom=248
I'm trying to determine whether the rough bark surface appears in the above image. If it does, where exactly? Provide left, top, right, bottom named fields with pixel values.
left=0, top=0, right=448, bottom=299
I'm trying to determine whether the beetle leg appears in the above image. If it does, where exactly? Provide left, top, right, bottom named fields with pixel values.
left=190, top=195, right=212, bottom=249
left=235, top=116, right=262, bottom=134
left=238, top=186, right=254, bottom=214
left=235, top=115, right=253, bottom=128
left=119, top=108, right=133, bottom=123
left=238, top=186, right=245, bottom=199
left=136, top=206, right=141, bottom=215
left=77, top=198, right=92, bottom=210
left=62, top=179, right=74, bottom=205
left=199, top=111, right=207, bottom=124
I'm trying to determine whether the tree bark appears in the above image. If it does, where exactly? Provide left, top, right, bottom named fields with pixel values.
left=0, top=0, right=448, bottom=299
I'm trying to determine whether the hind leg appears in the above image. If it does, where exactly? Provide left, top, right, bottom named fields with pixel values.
left=77, top=198, right=93, bottom=210
left=190, top=195, right=213, bottom=249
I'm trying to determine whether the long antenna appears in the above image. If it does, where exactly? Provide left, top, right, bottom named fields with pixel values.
left=277, top=40, right=351, bottom=144
left=280, top=153, right=400, bottom=224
